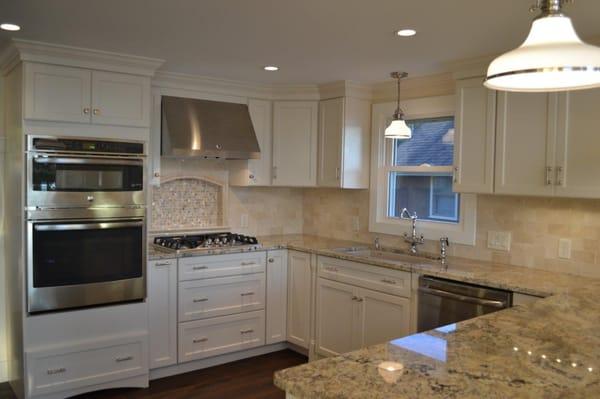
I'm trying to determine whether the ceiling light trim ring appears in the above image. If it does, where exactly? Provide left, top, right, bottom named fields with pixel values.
left=485, top=65, right=600, bottom=82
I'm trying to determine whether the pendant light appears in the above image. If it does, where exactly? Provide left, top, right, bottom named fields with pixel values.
left=485, top=0, right=600, bottom=92
left=385, top=72, right=412, bottom=139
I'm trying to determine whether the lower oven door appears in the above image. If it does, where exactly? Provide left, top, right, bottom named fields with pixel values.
left=27, top=218, right=146, bottom=313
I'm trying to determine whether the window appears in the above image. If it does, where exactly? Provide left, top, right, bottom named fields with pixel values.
left=369, top=96, right=476, bottom=245
left=387, top=117, right=459, bottom=224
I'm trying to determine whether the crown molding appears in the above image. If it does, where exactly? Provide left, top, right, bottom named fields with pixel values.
left=1, top=39, right=164, bottom=76
left=318, top=80, right=374, bottom=101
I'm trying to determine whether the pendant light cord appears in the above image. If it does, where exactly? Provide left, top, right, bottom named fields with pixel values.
left=391, top=71, right=408, bottom=120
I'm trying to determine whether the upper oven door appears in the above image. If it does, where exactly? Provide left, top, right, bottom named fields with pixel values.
left=27, top=153, right=145, bottom=208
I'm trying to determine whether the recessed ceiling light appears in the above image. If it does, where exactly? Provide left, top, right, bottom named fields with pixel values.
left=263, top=65, right=279, bottom=71
left=0, top=23, right=21, bottom=32
left=396, top=29, right=416, bottom=37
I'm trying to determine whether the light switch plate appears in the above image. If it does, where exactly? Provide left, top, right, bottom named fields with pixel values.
left=487, top=231, right=511, bottom=251
left=558, top=238, right=572, bottom=259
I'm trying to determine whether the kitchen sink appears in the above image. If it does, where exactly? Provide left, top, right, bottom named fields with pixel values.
left=332, top=247, right=440, bottom=266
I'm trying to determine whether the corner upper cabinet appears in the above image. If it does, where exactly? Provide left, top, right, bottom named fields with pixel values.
left=318, top=97, right=370, bottom=189
left=272, top=101, right=318, bottom=187
left=229, top=99, right=273, bottom=186
left=494, top=92, right=557, bottom=196
left=24, top=63, right=150, bottom=127
left=453, top=77, right=496, bottom=193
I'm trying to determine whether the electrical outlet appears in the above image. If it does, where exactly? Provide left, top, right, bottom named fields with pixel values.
left=487, top=231, right=511, bottom=251
left=558, top=238, right=572, bottom=259
left=240, top=214, right=248, bottom=228
left=352, top=216, right=360, bottom=232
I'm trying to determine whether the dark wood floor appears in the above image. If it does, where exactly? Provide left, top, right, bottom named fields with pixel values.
left=0, top=350, right=307, bottom=399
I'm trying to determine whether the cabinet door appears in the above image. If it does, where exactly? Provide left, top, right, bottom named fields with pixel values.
left=286, top=251, right=312, bottom=349
left=358, top=288, right=410, bottom=347
left=24, top=63, right=92, bottom=123
left=148, top=259, right=177, bottom=369
left=495, top=92, right=557, bottom=196
left=266, top=250, right=288, bottom=344
left=315, top=278, right=358, bottom=357
left=91, top=71, right=150, bottom=127
left=554, top=89, right=600, bottom=198
left=453, top=78, right=496, bottom=193
left=318, top=98, right=344, bottom=187
left=272, top=101, right=318, bottom=186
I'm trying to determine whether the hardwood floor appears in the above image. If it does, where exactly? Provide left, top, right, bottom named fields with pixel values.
left=0, top=350, right=307, bottom=399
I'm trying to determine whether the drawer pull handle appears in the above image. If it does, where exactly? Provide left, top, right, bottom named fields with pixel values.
left=47, top=367, right=66, bottom=375
left=192, top=266, right=208, bottom=270
left=193, top=298, right=208, bottom=303
left=240, top=292, right=254, bottom=296
left=241, top=262, right=256, bottom=266
left=155, top=262, right=172, bottom=267
left=193, top=337, right=208, bottom=343
left=240, top=329, right=254, bottom=334
left=115, top=356, right=133, bottom=363
left=381, top=279, right=397, bottom=285
left=351, top=296, right=363, bottom=302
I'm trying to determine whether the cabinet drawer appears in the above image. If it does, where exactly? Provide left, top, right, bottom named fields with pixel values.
left=178, top=311, right=265, bottom=363
left=179, top=252, right=266, bottom=281
left=179, top=274, right=266, bottom=322
left=318, top=256, right=411, bottom=297
left=27, top=334, right=147, bottom=397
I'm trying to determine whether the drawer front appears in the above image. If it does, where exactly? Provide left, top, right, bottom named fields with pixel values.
left=179, top=252, right=266, bottom=281
left=178, top=310, right=265, bottom=363
left=27, top=335, right=147, bottom=397
left=179, top=274, right=266, bottom=322
left=318, top=256, right=411, bottom=297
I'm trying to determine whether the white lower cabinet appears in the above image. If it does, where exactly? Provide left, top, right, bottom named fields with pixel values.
left=178, top=310, right=266, bottom=363
left=148, top=259, right=178, bottom=369
left=359, top=289, right=410, bottom=347
left=179, top=273, right=265, bottom=322
left=286, top=250, right=312, bottom=349
left=266, top=250, right=288, bottom=344
left=26, top=333, right=147, bottom=397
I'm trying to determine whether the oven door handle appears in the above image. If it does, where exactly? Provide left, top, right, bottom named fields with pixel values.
left=34, top=221, right=144, bottom=231
left=33, top=156, right=143, bottom=166
left=418, top=286, right=507, bottom=308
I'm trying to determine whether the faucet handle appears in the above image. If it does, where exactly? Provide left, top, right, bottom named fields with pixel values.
left=440, top=237, right=450, bottom=247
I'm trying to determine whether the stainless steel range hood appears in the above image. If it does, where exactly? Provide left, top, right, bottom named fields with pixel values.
left=161, top=96, right=260, bottom=159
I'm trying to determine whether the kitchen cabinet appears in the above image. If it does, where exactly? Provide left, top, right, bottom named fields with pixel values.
left=286, top=250, right=312, bottom=349
left=495, top=91, right=557, bottom=196
left=148, top=259, right=178, bottom=369
left=229, top=99, right=273, bottom=186
left=272, top=101, right=318, bottom=186
left=266, top=250, right=288, bottom=344
left=318, top=97, right=370, bottom=189
left=24, top=63, right=150, bottom=127
left=453, top=77, right=496, bottom=193
left=358, top=288, right=410, bottom=347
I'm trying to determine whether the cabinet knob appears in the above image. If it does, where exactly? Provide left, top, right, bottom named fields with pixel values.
left=268, top=258, right=275, bottom=263
left=153, top=172, right=161, bottom=178
left=93, top=108, right=100, bottom=115
left=249, top=174, right=255, bottom=180
left=86, top=195, right=94, bottom=202
left=83, top=107, right=90, bottom=115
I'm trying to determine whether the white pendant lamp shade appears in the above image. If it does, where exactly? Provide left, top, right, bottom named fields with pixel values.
left=486, top=4, right=600, bottom=92
left=385, top=71, right=412, bottom=139
left=385, top=119, right=412, bottom=139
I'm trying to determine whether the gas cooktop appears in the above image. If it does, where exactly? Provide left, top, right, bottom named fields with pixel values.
left=152, top=232, right=261, bottom=254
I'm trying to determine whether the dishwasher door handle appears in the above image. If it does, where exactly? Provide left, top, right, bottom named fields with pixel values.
left=418, top=286, right=507, bottom=308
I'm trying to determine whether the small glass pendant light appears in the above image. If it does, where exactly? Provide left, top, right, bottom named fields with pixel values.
left=385, top=72, right=412, bottom=139
left=485, top=0, right=600, bottom=92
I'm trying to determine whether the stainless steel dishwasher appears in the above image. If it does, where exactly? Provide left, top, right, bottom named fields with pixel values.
left=417, top=276, right=512, bottom=332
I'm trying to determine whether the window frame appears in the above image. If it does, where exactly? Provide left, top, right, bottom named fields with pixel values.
left=368, top=95, right=477, bottom=245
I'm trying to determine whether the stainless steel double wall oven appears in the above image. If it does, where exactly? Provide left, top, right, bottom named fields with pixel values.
left=26, top=135, right=147, bottom=313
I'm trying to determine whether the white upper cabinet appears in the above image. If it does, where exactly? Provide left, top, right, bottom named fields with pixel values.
left=272, top=101, right=318, bottom=187
left=453, top=77, right=496, bottom=193
left=229, top=99, right=273, bottom=186
left=24, top=63, right=92, bottom=123
left=24, top=63, right=150, bottom=127
left=318, top=97, right=370, bottom=189
left=494, top=92, right=557, bottom=196
left=91, top=71, right=150, bottom=127
left=554, top=88, right=600, bottom=198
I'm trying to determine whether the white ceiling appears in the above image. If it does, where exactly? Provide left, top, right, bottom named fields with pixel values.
left=1, top=0, right=600, bottom=84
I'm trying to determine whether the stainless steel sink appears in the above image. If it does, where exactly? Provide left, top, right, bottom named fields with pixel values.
left=332, top=247, right=440, bottom=266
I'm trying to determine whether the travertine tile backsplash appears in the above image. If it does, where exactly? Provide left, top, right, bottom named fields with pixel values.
left=303, top=188, right=600, bottom=278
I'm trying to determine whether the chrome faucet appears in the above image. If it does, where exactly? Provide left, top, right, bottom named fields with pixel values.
left=374, top=236, right=381, bottom=250
left=440, top=237, right=450, bottom=269
left=400, top=208, right=424, bottom=254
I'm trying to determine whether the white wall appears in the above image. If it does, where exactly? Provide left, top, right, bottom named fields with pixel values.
left=0, top=75, right=8, bottom=382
